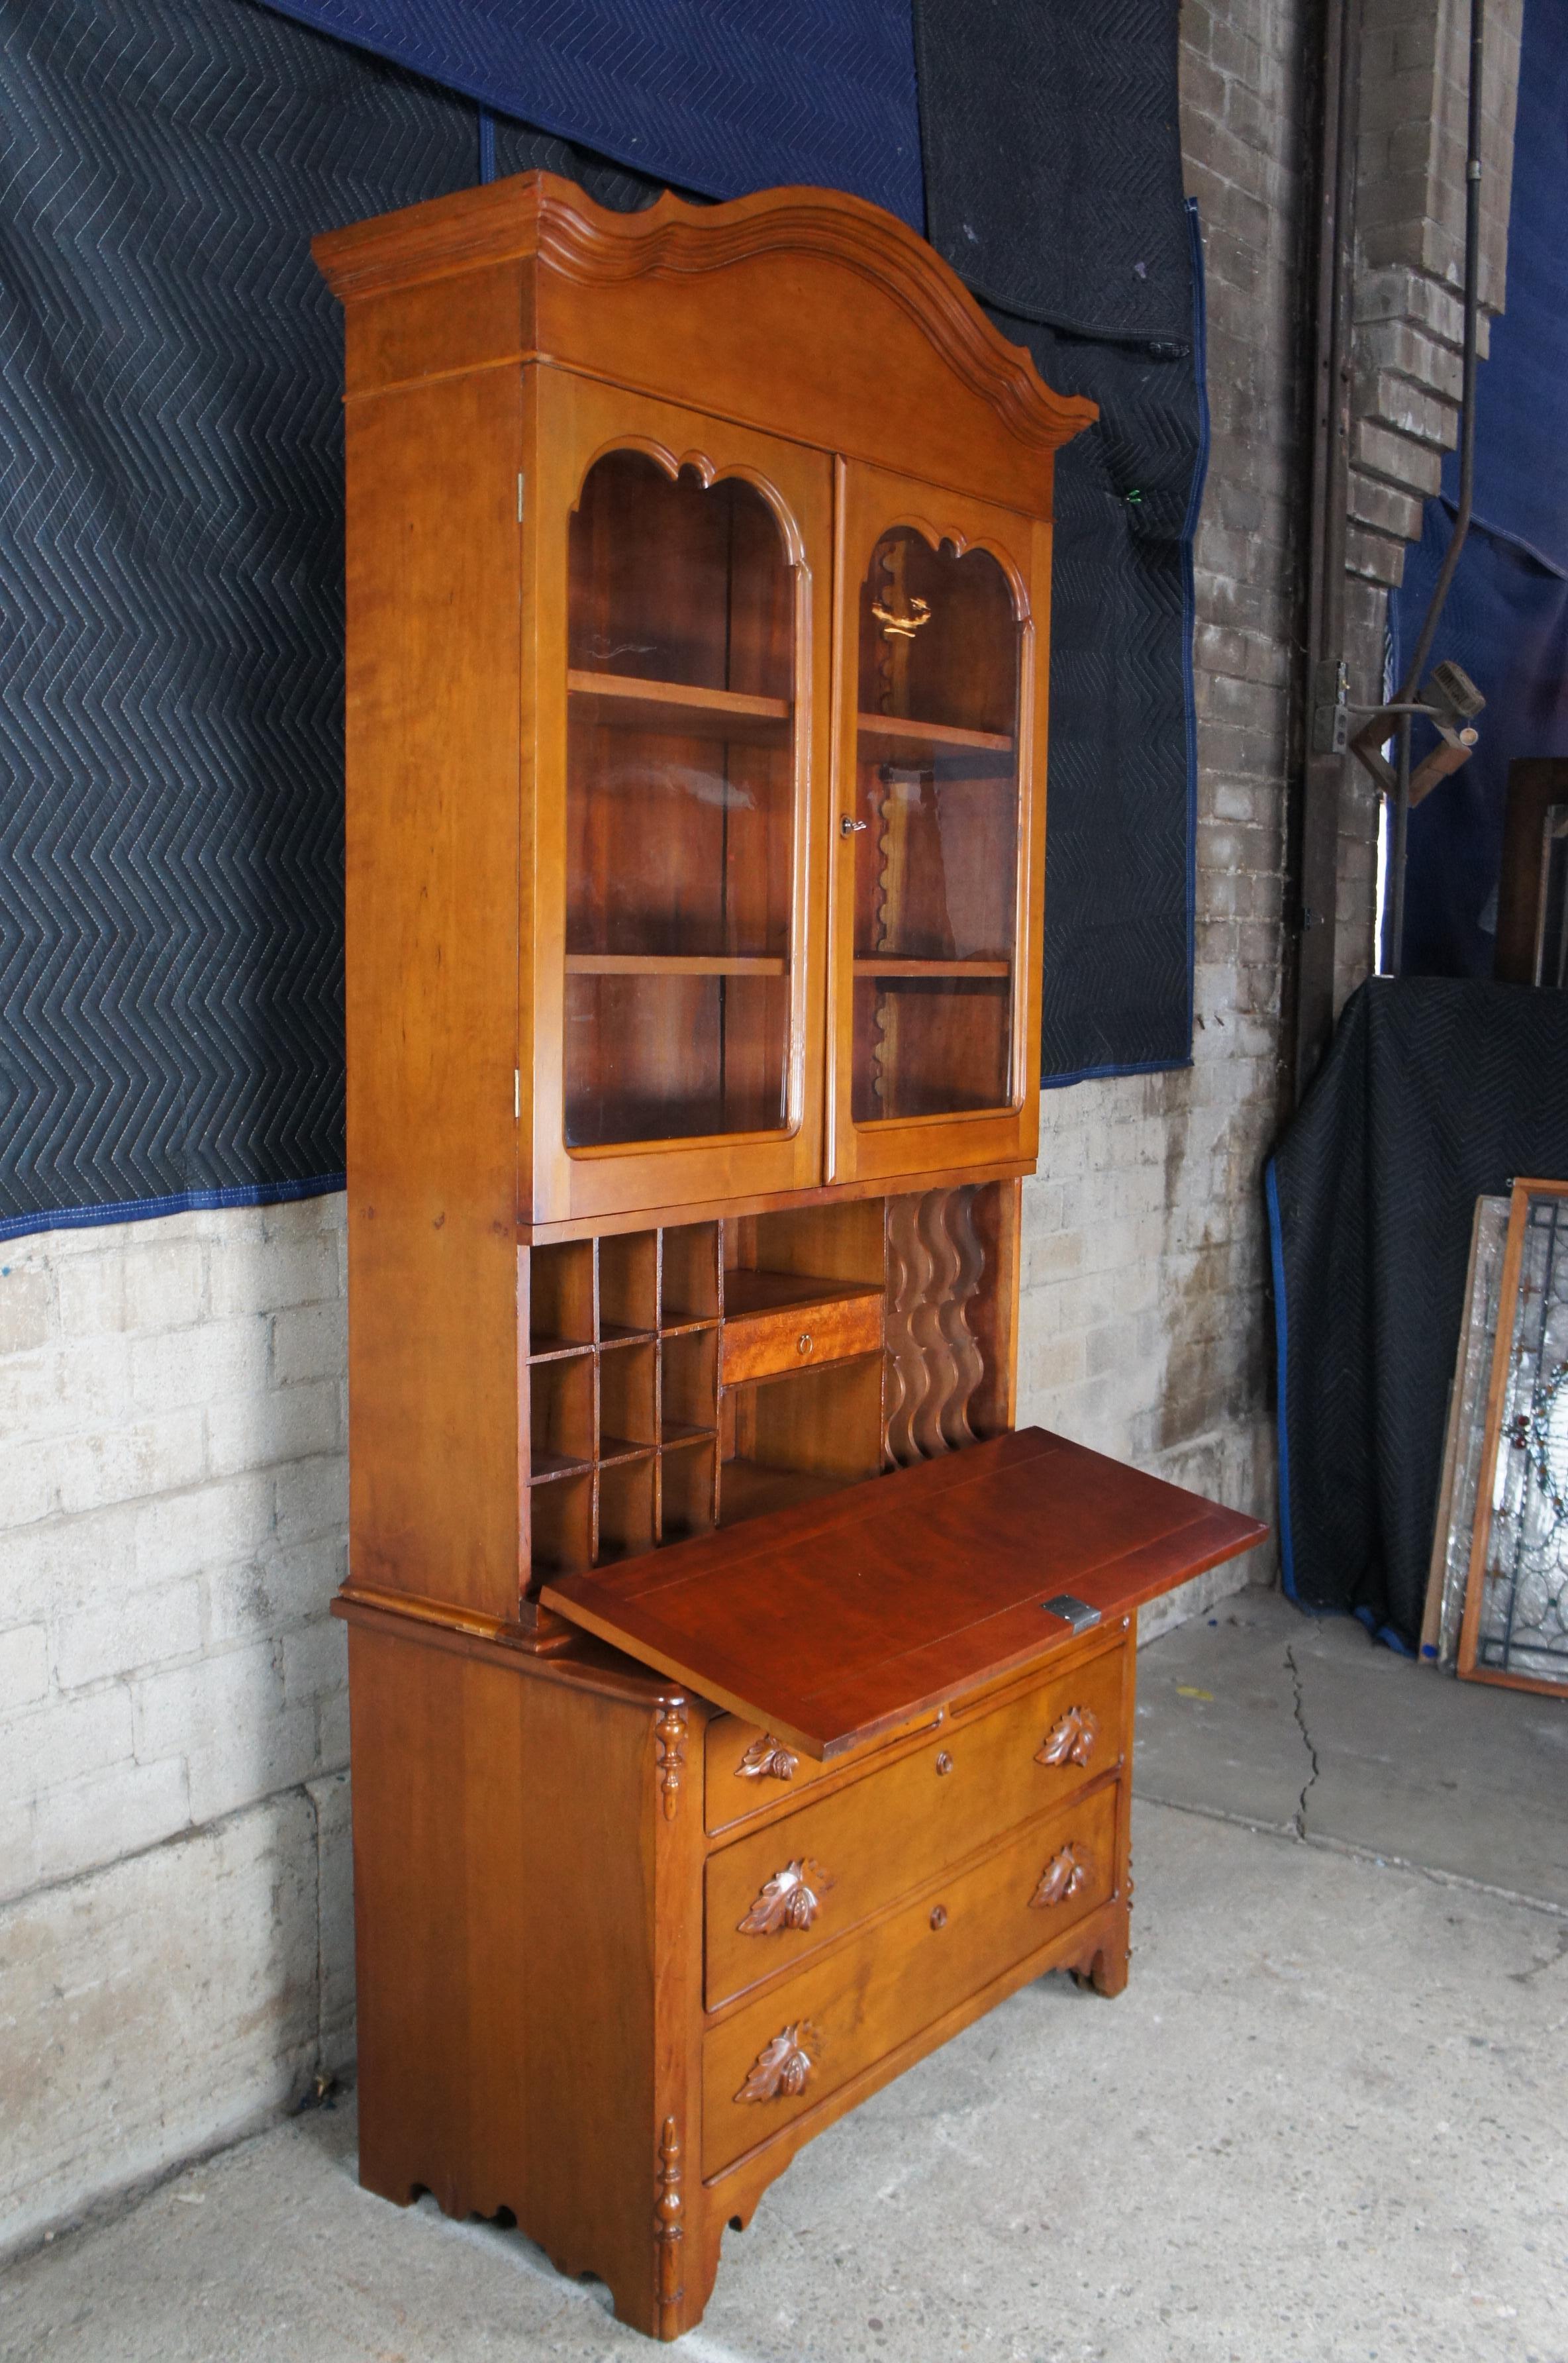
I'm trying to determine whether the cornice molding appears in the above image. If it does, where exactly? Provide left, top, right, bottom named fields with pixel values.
left=315, top=173, right=1097, bottom=455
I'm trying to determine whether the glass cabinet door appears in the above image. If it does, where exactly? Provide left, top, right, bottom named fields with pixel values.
left=532, top=377, right=831, bottom=1224
left=565, top=452, right=796, bottom=1146
left=829, top=467, right=1044, bottom=1183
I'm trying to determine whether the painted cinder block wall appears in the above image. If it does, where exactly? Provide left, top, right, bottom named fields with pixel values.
left=3, top=0, right=1373, bottom=2253
left=1, top=1201, right=355, bottom=2253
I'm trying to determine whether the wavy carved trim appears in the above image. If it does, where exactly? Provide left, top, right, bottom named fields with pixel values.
left=1036, top=1705, right=1099, bottom=1770
left=735, top=2021, right=819, bottom=2104
left=885, top=1187, right=986, bottom=1464
left=315, top=174, right=1097, bottom=455
left=569, top=436, right=808, bottom=568
left=738, top=1859, right=834, bottom=1936
left=861, top=511, right=1032, bottom=619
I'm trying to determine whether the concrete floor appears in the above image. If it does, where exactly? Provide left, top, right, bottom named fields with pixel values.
left=4, top=1588, right=1565, bottom=2363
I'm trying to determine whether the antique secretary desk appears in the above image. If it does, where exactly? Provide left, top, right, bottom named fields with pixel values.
left=315, top=173, right=1263, bottom=2340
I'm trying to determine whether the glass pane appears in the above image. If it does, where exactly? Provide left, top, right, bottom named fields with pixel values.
left=1538, top=805, right=1568, bottom=988
left=565, top=452, right=796, bottom=1148
left=1471, top=1188, right=1568, bottom=1688
left=850, top=527, right=1022, bottom=1123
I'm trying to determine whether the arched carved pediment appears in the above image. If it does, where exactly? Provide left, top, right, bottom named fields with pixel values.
left=529, top=178, right=1098, bottom=456
left=316, top=172, right=1098, bottom=466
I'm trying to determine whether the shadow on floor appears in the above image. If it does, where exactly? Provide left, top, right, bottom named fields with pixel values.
left=3, top=1585, right=1565, bottom=2363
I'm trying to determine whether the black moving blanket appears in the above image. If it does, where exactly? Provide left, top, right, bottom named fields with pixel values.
left=1, top=0, right=1202, bottom=1237
left=0, top=0, right=661, bottom=1239
left=915, top=0, right=1206, bottom=1082
left=1267, top=978, right=1568, bottom=1648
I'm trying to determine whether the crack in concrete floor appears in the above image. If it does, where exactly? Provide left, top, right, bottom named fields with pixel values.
left=1283, top=1641, right=1322, bottom=1838
left=1132, top=1586, right=1568, bottom=1921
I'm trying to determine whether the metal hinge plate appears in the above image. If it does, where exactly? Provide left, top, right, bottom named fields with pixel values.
left=1042, top=1593, right=1102, bottom=1634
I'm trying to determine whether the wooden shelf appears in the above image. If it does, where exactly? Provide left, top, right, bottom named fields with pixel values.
left=529, top=1449, right=592, bottom=1485
left=599, top=1436, right=657, bottom=1469
left=722, top=1267, right=884, bottom=1320
left=569, top=670, right=791, bottom=743
left=660, top=1420, right=718, bottom=1449
left=528, top=1334, right=595, bottom=1362
left=853, top=958, right=1010, bottom=980
left=856, top=711, right=1013, bottom=757
left=565, top=954, right=787, bottom=978
left=716, top=1458, right=855, bottom=1528
left=599, top=1322, right=657, bottom=1346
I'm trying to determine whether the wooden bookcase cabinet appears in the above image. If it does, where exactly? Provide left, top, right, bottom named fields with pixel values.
left=318, top=174, right=1264, bottom=2343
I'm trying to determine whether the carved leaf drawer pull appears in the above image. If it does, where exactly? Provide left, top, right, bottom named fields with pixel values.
left=736, top=1733, right=798, bottom=1782
left=736, top=2021, right=819, bottom=2104
left=1036, top=1705, right=1099, bottom=1770
left=738, top=1858, right=834, bottom=1937
left=1030, top=1842, right=1091, bottom=1910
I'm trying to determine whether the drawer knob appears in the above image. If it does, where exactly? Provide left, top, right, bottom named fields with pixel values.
left=1036, top=1705, right=1100, bottom=1770
left=929, top=1903, right=948, bottom=1931
left=735, top=2021, right=818, bottom=2105
left=797, top=1332, right=812, bottom=1355
left=735, top=1733, right=798, bottom=1783
left=738, top=1858, right=834, bottom=1937
left=935, top=1750, right=954, bottom=1776
left=1030, top=1842, right=1091, bottom=1910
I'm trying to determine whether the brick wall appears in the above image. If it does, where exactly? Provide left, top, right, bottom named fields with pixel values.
left=3, top=0, right=1314, bottom=2253
left=0, top=1201, right=353, bottom=2254
left=1334, top=0, right=1523, bottom=998
left=1011, top=0, right=1310, bottom=1632
left=1352, top=0, right=1522, bottom=592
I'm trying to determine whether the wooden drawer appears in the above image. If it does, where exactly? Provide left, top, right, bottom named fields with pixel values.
left=719, top=1292, right=883, bottom=1386
left=704, top=1780, right=1118, bottom=2176
left=703, top=1639, right=1124, bottom=2007
left=705, top=1716, right=838, bottom=1826
left=704, top=1699, right=946, bottom=1835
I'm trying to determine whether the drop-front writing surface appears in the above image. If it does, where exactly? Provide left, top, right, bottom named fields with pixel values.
left=315, top=171, right=1263, bottom=2346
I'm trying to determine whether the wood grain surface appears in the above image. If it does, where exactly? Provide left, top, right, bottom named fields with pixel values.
left=702, top=1781, right=1120, bottom=2177
left=544, top=1426, right=1266, bottom=1755
left=703, top=1641, right=1125, bottom=2007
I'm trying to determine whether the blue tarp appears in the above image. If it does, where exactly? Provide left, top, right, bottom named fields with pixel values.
left=252, top=0, right=924, bottom=223
left=1396, top=0, right=1568, bottom=976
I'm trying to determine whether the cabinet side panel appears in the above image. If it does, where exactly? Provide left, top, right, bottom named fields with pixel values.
left=344, top=366, right=521, bottom=1617
left=348, top=1625, right=689, bottom=2336
left=349, top=1625, right=530, bottom=2219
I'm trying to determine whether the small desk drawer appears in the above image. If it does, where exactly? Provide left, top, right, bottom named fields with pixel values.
left=704, top=1781, right=1118, bottom=2177
left=719, top=1293, right=883, bottom=1386
left=703, top=1640, right=1124, bottom=2007
left=705, top=1717, right=836, bottom=1826
left=704, top=1699, right=946, bottom=1835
